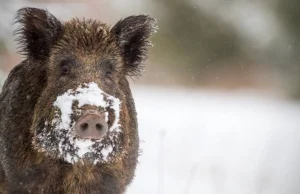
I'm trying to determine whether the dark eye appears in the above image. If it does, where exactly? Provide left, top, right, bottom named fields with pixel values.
left=102, top=60, right=115, bottom=78
left=106, top=70, right=112, bottom=77
left=60, top=60, right=71, bottom=76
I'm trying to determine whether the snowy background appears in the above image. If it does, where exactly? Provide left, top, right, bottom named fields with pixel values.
left=127, top=86, right=300, bottom=194
left=1, top=0, right=300, bottom=194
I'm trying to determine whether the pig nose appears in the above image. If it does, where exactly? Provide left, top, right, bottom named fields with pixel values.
left=75, top=111, right=108, bottom=140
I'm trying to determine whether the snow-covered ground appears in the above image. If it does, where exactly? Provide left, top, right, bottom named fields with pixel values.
left=127, top=86, right=300, bottom=194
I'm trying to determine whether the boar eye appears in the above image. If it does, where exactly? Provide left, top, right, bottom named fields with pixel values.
left=60, top=60, right=71, bottom=76
left=106, top=70, right=112, bottom=77
left=101, top=60, right=114, bottom=78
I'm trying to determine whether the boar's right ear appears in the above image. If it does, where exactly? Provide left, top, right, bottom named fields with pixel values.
left=111, top=15, right=158, bottom=77
left=14, top=7, right=63, bottom=60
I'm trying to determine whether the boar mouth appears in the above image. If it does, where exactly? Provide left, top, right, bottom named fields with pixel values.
left=33, top=82, right=123, bottom=165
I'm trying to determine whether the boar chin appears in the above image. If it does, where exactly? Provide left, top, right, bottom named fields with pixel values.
left=33, top=82, right=123, bottom=165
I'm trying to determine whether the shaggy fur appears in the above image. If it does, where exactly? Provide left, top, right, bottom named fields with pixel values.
left=0, top=7, right=157, bottom=194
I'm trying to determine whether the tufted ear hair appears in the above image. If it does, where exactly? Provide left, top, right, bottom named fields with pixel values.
left=111, top=15, right=158, bottom=77
left=14, top=7, right=63, bottom=60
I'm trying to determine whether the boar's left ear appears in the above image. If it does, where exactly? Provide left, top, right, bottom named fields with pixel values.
left=14, top=7, right=63, bottom=60
left=111, top=15, right=158, bottom=77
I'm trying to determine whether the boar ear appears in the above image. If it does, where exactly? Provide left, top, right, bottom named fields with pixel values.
left=111, top=15, right=158, bottom=77
left=14, top=7, right=63, bottom=60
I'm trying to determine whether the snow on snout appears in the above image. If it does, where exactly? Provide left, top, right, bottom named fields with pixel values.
left=37, top=82, right=122, bottom=164
left=53, top=82, right=121, bottom=132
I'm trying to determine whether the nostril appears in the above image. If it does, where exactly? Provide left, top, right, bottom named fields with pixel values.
left=95, top=123, right=103, bottom=131
left=80, top=123, right=89, bottom=131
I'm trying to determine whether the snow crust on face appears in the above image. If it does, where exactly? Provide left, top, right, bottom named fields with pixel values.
left=36, top=82, right=122, bottom=164
left=53, top=82, right=121, bottom=132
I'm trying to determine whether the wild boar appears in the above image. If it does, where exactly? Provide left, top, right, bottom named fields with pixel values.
left=0, top=7, right=157, bottom=194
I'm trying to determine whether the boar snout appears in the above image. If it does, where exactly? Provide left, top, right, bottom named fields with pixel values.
left=75, top=110, right=108, bottom=140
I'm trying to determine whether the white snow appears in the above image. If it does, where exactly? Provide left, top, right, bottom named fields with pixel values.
left=52, top=81, right=121, bottom=130
left=102, top=145, right=114, bottom=161
left=75, top=139, right=95, bottom=158
left=107, top=95, right=121, bottom=132
left=127, top=86, right=300, bottom=194
left=39, top=82, right=122, bottom=164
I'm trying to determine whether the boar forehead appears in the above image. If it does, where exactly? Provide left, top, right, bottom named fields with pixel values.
left=53, top=19, right=120, bottom=57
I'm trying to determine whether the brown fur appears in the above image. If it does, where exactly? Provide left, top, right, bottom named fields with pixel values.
left=0, top=7, right=157, bottom=194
